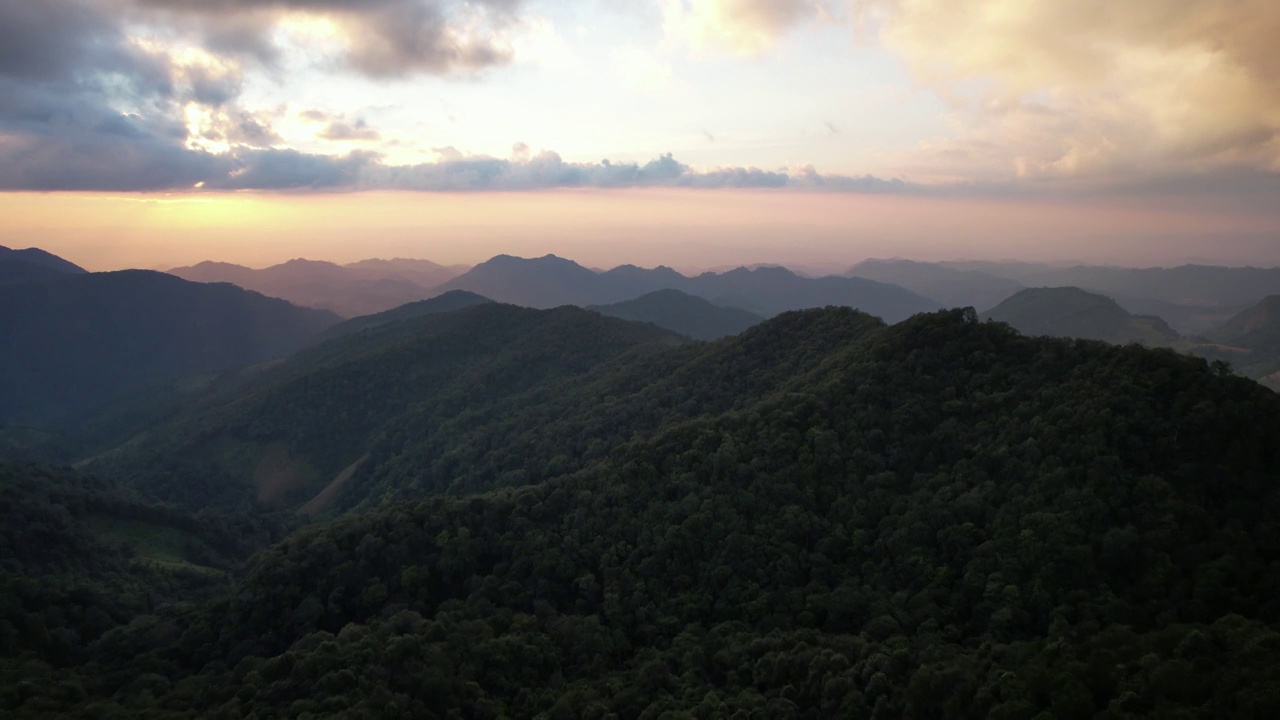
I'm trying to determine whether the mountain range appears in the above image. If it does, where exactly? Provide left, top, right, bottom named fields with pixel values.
left=6, top=291, right=1280, bottom=717
left=168, top=257, right=469, bottom=317
left=848, top=258, right=1026, bottom=311
left=435, top=254, right=940, bottom=322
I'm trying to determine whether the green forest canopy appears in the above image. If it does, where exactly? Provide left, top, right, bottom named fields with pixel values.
left=4, top=306, right=1280, bottom=718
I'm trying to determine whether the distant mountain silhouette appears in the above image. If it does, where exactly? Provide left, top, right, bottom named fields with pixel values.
left=437, top=254, right=939, bottom=322
left=940, top=261, right=1279, bottom=331
left=984, top=287, right=1185, bottom=347
left=434, top=254, right=604, bottom=307
left=590, top=289, right=764, bottom=340
left=0, top=270, right=338, bottom=424
left=0, top=245, right=86, bottom=284
left=318, top=290, right=494, bottom=342
left=343, top=258, right=472, bottom=286
left=168, top=257, right=469, bottom=317
left=848, top=258, right=1024, bottom=310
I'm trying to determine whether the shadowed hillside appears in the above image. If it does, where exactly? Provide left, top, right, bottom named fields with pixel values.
left=589, top=289, right=764, bottom=340
left=0, top=271, right=338, bottom=424
left=86, top=303, right=687, bottom=510
left=316, top=290, right=493, bottom=342
left=0, top=245, right=86, bottom=285
left=10, top=308, right=1280, bottom=718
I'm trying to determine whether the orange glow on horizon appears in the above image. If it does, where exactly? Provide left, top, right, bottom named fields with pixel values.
left=2, top=189, right=1277, bottom=272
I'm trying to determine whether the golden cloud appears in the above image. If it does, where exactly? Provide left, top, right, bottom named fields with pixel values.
left=862, top=0, right=1280, bottom=180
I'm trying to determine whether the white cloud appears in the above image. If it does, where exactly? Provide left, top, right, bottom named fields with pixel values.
left=662, top=0, right=835, bottom=55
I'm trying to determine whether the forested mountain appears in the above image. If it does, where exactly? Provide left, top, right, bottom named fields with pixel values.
left=984, top=287, right=1186, bottom=347
left=168, top=257, right=468, bottom=317
left=0, top=462, right=292, bottom=669
left=849, top=258, right=1025, bottom=310
left=590, top=289, right=764, bottom=340
left=87, top=303, right=686, bottom=511
left=8, top=308, right=1280, bottom=718
left=438, top=254, right=939, bottom=322
left=0, top=271, right=338, bottom=425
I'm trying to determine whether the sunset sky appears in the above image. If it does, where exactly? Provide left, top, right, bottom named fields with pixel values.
left=2, top=1, right=1278, bottom=270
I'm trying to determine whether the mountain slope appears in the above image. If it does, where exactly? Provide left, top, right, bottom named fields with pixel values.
left=439, top=254, right=939, bottom=322
left=984, top=287, right=1185, bottom=346
left=17, top=309, right=1280, bottom=718
left=1199, top=296, right=1280, bottom=388
left=0, top=244, right=86, bottom=275
left=168, top=257, right=467, bottom=317
left=317, top=289, right=493, bottom=342
left=1209, top=295, right=1280, bottom=351
left=849, top=258, right=1025, bottom=309
left=0, top=245, right=87, bottom=285
left=589, top=289, right=764, bottom=340
left=0, top=271, right=338, bottom=424
left=87, top=303, right=687, bottom=511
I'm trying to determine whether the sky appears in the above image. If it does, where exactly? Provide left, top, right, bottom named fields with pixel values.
left=2, top=0, right=1278, bottom=271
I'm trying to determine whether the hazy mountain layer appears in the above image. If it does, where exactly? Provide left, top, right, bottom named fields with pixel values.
left=0, top=271, right=338, bottom=424
left=983, top=287, right=1186, bottom=347
left=435, top=254, right=940, bottom=322
left=168, top=258, right=469, bottom=317
left=1197, top=296, right=1280, bottom=389
left=942, top=261, right=1279, bottom=326
left=589, top=289, right=764, bottom=340
left=316, top=289, right=493, bottom=342
left=849, top=258, right=1025, bottom=310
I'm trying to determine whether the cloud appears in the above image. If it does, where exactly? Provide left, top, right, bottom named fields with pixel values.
left=135, top=0, right=524, bottom=78
left=357, top=150, right=893, bottom=192
left=210, top=147, right=376, bottom=190
left=662, top=0, right=835, bottom=54
left=318, top=118, right=380, bottom=141
left=861, top=0, right=1280, bottom=182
